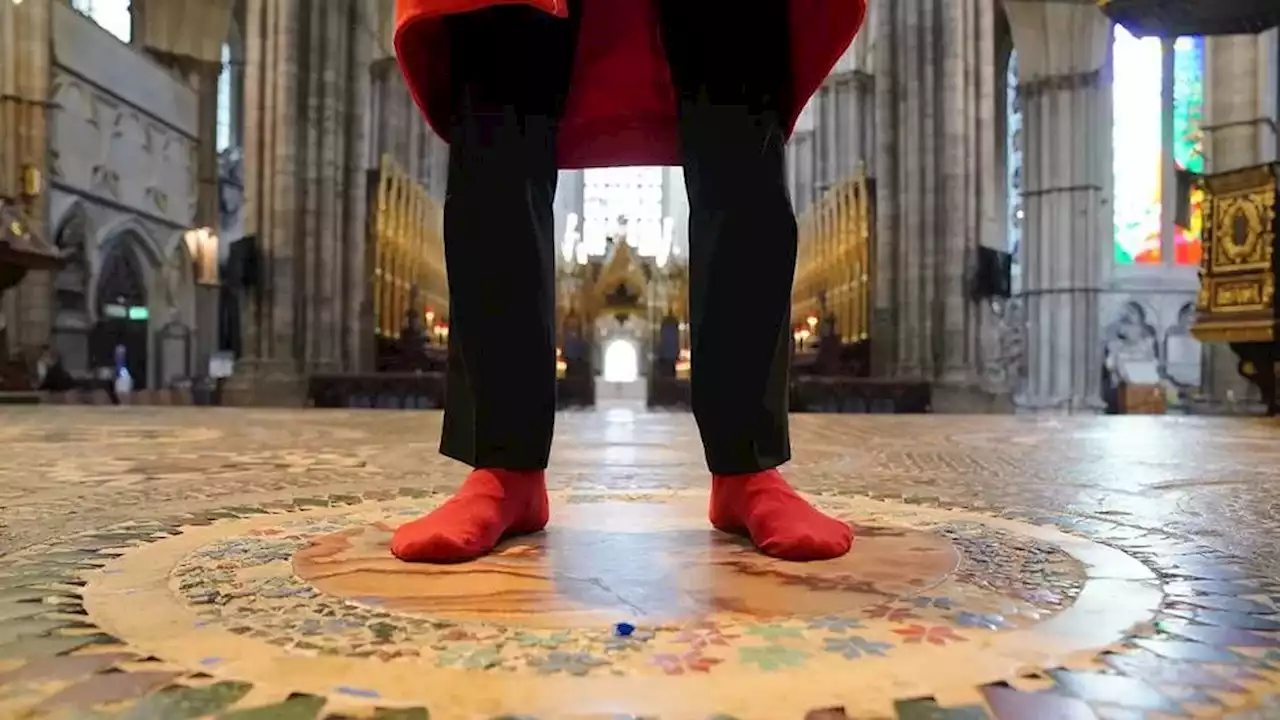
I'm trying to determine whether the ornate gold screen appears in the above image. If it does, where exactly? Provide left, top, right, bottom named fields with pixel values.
left=792, top=172, right=874, bottom=343
left=1192, top=163, right=1277, bottom=344
left=371, top=155, right=447, bottom=340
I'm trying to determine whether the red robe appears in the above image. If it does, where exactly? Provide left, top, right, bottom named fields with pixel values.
left=394, top=0, right=867, bottom=169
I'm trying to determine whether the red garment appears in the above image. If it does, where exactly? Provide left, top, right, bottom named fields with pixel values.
left=394, top=0, right=867, bottom=169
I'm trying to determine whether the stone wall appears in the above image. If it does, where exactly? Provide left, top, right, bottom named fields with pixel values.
left=40, top=3, right=203, bottom=388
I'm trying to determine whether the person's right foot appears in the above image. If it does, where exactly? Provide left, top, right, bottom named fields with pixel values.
left=390, top=468, right=549, bottom=563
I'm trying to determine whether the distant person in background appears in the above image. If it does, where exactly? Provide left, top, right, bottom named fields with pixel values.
left=36, top=345, right=75, bottom=393
left=113, top=344, right=134, bottom=397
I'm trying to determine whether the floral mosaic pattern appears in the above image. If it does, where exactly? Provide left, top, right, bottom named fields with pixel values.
left=164, top=496, right=1086, bottom=679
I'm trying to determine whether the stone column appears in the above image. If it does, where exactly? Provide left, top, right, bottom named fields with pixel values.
left=369, top=55, right=450, bottom=198
left=134, top=0, right=234, bottom=225
left=870, top=0, right=1000, bottom=409
left=229, top=0, right=373, bottom=403
left=0, top=0, right=54, bottom=355
left=134, top=0, right=235, bottom=381
left=1200, top=32, right=1277, bottom=405
left=829, top=2, right=877, bottom=181
left=159, top=54, right=226, bottom=373
left=1003, top=1, right=1111, bottom=412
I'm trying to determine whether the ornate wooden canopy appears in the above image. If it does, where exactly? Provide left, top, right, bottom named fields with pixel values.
left=0, top=199, right=62, bottom=294
left=1095, top=0, right=1280, bottom=36
left=592, top=241, right=650, bottom=315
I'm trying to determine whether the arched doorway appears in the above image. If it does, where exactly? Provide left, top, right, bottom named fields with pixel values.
left=90, top=239, right=150, bottom=390
left=603, top=338, right=639, bottom=383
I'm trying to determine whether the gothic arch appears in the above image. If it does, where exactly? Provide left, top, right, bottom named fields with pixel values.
left=92, top=216, right=164, bottom=272
left=94, top=232, right=151, bottom=313
left=1108, top=299, right=1160, bottom=331
left=89, top=231, right=154, bottom=390
left=1104, top=299, right=1161, bottom=359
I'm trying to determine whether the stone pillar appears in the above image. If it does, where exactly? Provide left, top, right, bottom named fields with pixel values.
left=1200, top=32, right=1277, bottom=405
left=134, top=0, right=235, bottom=381
left=132, top=0, right=234, bottom=226
left=870, top=0, right=1000, bottom=409
left=828, top=1, right=877, bottom=182
left=0, top=0, right=54, bottom=356
left=369, top=56, right=449, bottom=199
left=1004, top=1, right=1111, bottom=412
left=870, top=0, right=898, bottom=376
left=809, top=5, right=876, bottom=188
left=229, top=0, right=373, bottom=403
left=346, top=9, right=374, bottom=374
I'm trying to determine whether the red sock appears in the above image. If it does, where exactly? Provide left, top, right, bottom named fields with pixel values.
left=709, top=469, right=853, bottom=561
left=390, top=468, right=548, bottom=563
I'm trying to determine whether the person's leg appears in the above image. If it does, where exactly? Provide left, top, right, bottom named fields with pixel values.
left=656, top=0, right=851, bottom=561
left=392, top=3, right=580, bottom=563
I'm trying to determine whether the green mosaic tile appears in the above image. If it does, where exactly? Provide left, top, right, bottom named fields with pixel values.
left=176, top=516, right=218, bottom=527
left=202, top=510, right=249, bottom=520
left=0, top=571, right=82, bottom=589
left=371, top=709, right=430, bottom=720
left=0, top=601, right=53, bottom=623
left=34, top=670, right=182, bottom=713
left=38, top=551, right=111, bottom=566
left=221, top=506, right=269, bottom=516
left=220, top=694, right=327, bottom=719
left=0, top=633, right=121, bottom=660
left=121, top=681, right=254, bottom=719
left=894, top=698, right=990, bottom=719
left=0, top=651, right=135, bottom=687
left=0, top=618, right=82, bottom=645
left=0, top=588, right=62, bottom=603
left=68, top=533, right=156, bottom=551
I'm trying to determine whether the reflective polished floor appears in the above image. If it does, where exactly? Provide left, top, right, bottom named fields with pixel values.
left=1, top=405, right=1278, bottom=719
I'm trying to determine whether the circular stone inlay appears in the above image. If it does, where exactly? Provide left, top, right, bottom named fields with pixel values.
left=82, top=491, right=1164, bottom=720
left=293, top=498, right=960, bottom=627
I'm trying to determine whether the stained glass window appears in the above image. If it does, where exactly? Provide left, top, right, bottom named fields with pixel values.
left=1172, top=36, right=1205, bottom=266
left=1007, top=51, right=1023, bottom=273
left=217, top=43, right=233, bottom=152
left=1112, top=25, right=1164, bottom=264
left=1111, top=26, right=1205, bottom=266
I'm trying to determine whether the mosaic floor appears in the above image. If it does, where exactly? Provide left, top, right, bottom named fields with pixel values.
left=0, top=407, right=1279, bottom=719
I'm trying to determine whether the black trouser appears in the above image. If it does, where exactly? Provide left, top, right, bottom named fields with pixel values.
left=440, top=0, right=796, bottom=474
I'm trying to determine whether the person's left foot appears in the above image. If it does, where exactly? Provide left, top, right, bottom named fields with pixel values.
left=709, top=468, right=853, bottom=561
